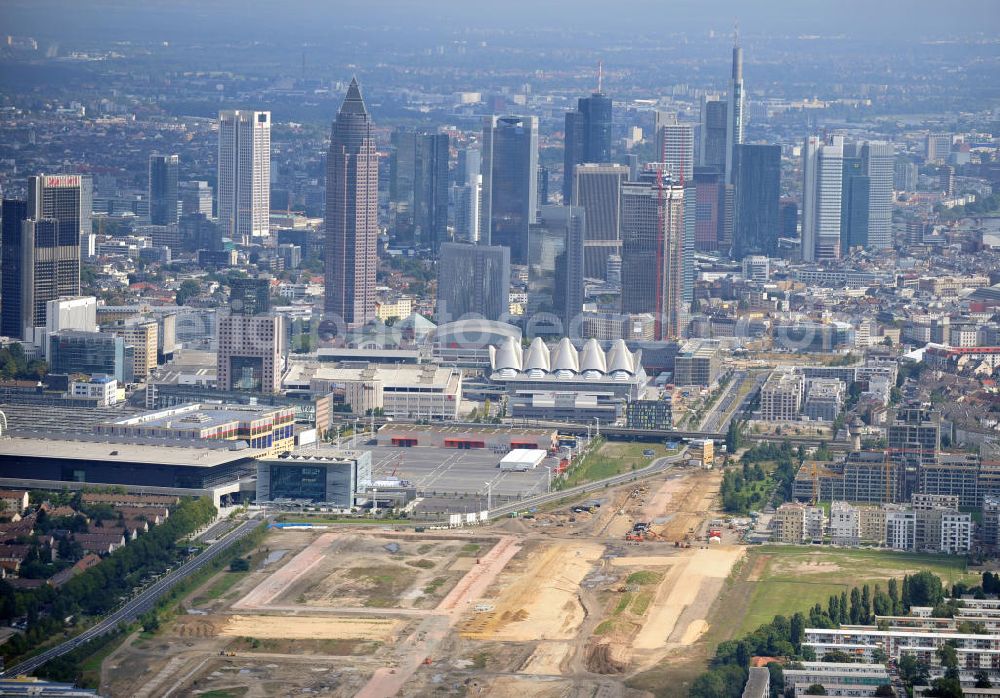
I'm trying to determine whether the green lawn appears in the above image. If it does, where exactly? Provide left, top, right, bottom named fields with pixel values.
left=735, top=545, right=975, bottom=634
left=193, top=570, right=248, bottom=605
left=560, top=441, right=679, bottom=488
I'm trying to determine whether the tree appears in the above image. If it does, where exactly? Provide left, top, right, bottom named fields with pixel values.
left=975, top=670, right=993, bottom=688
left=767, top=661, right=784, bottom=698
left=924, top=677, right=963, bottom=698
left=175, top=279, right=201, bottom=306
left=898, top=654, right=930, bottom=687
left=937, top=641, right=959, bottom=680
left=804, top=686, right=827, bottom=695
left=907, top=571, right=945, bottom=608
left=888, top=578, right=900, bottom=614
left=874, top=687, right=894, bottom=697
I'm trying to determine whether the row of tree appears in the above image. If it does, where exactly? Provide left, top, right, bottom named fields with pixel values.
left=0, top=497, right=216, bottom=664
left=689, top=571, right=948, bottom=698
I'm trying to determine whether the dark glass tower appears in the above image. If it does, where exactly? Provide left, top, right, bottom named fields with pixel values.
left=149, top=154, right=179, bottom=226
left=325, top=78, right=378, bottom=329
left=732, top=144, right=781, bottom=259
left=480, top=115, right=538, bottom=265
left=563, top=92, right=612, bottom=202
left=527, top=205, right=585, bottom=338
left=413, top=133, right=450, bottom=254
left=840, top=151, right=870, bottom=252
left=0, top=198, right=28, bottom=338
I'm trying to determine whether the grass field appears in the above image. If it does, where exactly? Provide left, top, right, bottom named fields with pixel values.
left=192, top=569, right=247, bottom=605
left=733, top=545, right=975, bottom=634
left=560, top=441, right=679, bottom=488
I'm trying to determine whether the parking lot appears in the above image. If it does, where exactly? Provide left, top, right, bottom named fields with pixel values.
left=368, top=446, right=551, bottom=499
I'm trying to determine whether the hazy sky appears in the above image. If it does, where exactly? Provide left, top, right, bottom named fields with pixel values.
left=4, top=0, right=1000, bottom=43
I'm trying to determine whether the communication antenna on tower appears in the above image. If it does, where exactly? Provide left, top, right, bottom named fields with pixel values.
left=734, top=19, right=740, bottom=46
left=597, top=60, right=603, bottom=94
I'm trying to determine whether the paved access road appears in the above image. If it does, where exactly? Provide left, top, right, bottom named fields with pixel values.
left=487, top=448, right=689, bottom=519
left=1, top=517, right=264, bottom=679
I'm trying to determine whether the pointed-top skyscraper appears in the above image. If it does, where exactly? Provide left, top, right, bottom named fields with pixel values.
left=724, top=34, right=744, bottom=184
left=325, top=78, right=378, bottom=330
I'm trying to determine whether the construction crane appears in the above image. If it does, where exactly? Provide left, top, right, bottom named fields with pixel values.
left=811, top=460, right=820, bottom=505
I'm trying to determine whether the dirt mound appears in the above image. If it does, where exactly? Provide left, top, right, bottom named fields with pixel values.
left=585, top=639, right=629, bottom=674
left=174, top=618, right=220, bottom=638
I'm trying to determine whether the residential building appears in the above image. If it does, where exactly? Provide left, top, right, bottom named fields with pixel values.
left=925, top=133, right=952, bottom=164
left=772, top=502, right=824, bottom=543
left=803, top=378, right=845, bottom=422
left=325, top=79, right=378, bottom=330
left=480, top=115, right=539, bottom=264
left=760, top=370, right=804, bottom=421
left=673, top=339, right=722, bottom=386
left=217, top=110, right=270, bottom=240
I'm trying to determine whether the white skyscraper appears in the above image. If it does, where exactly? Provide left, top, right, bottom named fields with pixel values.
left=801, top=136, right=844, bottom=262
left=725, top=43, right=744, bottom=183
left=218, top=110, right=271, bottom=242
left=655, top=122, right=695, bottom=183
left=861, top=141, right=895, bottom=250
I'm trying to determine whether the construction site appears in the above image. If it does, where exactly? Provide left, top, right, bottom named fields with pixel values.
left=99, top=464, right=740, bottom=698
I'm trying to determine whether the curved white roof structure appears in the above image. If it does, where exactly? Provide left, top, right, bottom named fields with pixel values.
left=489, top=337, right=643, bottom=382
left=551, top=337, right=580, bottom=373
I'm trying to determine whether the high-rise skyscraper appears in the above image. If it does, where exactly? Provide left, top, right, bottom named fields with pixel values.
left=621, top=171, right=687, bottom=341
left=480, top=115, right=538, bottom=264
left=861, top=141, right=894, bottom=250
left=437, top=242, right=511, bottom=323
left=217, top=313, right=285, bottom=393
left=413, top=133, right=450, bottom=253
left=0, top=198, right=28, bottom=339
left=692, top=167, right=726, bottom=253
left=217, top=110, right=271, bottom=241
left=840, top=146, right=870, bottom=252
left=563, top=91, right=613, bottom=202
left=725, top=42, right=745, bottom=183
left=1, top=176, right=85, bottom=341
left=454, top=148, right=481, bottom=244
left=390, top=130, right=450, bottom=251
left=325, top=78, right=378, bottom=330
left=655, top=122, right=695, bottom=183
left=149, top=154, right=179, bottom=226
left=527, top=205, right=585, bottom=337
left=732, top=144, right=781, bottom=259
left=699, top=97, right=728, bottom=173
left=802, top=136, right=844, bottom=262
left=572, top=163, right=629, bottom=280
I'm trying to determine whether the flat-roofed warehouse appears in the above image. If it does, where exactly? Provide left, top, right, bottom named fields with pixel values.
left=375, top=424, right=557, bottom=451
left=0, top=435, right=264, bottom=506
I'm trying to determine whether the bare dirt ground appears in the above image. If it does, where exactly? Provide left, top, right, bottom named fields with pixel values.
left=99, top=466, right=734, bottom=698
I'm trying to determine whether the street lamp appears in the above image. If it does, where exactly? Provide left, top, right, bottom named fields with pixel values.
left=544, top=465, right=552, bottom=493
left=483, top=480, right=492, bottom=511
left=594, top=417, right=600, bottom=438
